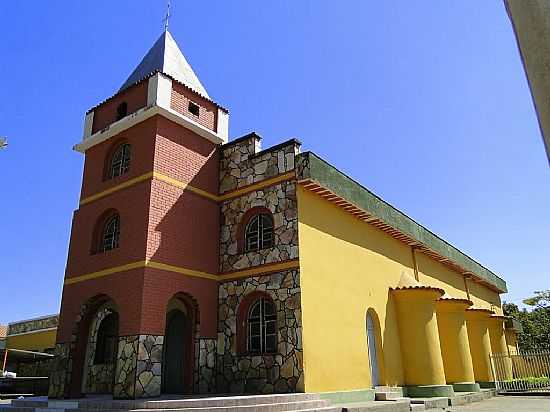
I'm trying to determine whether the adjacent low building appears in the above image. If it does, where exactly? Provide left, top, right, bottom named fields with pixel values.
left=48, top=29, right=518, bottom=400
left=0, top=326, right=6, bottom=352
left=1, top=315, right=58, bottom=395
left=5, top=315, right=58, bottom=356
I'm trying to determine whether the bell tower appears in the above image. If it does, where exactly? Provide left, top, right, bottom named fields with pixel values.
left=50, top=31, right=228, bottom=399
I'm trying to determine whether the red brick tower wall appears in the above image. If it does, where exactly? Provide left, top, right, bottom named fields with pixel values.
left=170, top=82, right=218, bottom=132
left=58, top=85, right=221, bottom=343
left=91, top=81, right=148, bottom=134
left=141, top=116, right=220, bottom=337
left=52, top=76, right=223, bottom=399
left=59, top=117, right=158, bottom=342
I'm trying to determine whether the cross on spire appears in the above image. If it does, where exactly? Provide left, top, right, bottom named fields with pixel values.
left=163, top=0, right=171, bottom=31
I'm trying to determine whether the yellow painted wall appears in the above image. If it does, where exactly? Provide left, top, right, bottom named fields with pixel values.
left=488, top=318, right=513, bottom=379
left=465, top=312, right=493, bottom=382
left=416, top=254, right=502, bottom=316
left=393, top=290, right=447, bottom=386
left=416, top=254, right=468, bottom=300
left=6, top=329, right=57, bottom=353
left=297, top=186, right=505, bottom=392
left=298, top=186, right=408, bottom=391
left=505, top=329, right=518, bottom=354
left=468, top=281, right=503, bottom=315
left=436, top=301, right=476, bottom=384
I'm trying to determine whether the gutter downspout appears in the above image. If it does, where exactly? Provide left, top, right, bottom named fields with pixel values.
left=463, top=275, right=471, bottom=300
left=411, top=246, right=420, bottom=281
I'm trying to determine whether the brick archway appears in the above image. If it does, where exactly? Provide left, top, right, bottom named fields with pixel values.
left=162, top=293, right=200, bottom=394
left=69, top=294, right=119, bottom=398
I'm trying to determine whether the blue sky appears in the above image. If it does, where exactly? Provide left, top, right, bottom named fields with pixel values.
left=0, top=1, right=548, bottom=324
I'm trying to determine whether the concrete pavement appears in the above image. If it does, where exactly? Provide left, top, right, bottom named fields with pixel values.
left=448, top=395, right=550, bottom=411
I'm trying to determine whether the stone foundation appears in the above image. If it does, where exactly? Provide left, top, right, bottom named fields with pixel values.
left=83, top=306, right=116, bottom=394
left=195, top=338, right=217, bottom=393
left=135, top=335, right=163, bottom=398
left=17, top=358, right=53, bottom=378
left=48, top=342, right=72, bottom=398
left=113, top=336, right=138, bottom=399
left=113, top=335, right=164, bottom=399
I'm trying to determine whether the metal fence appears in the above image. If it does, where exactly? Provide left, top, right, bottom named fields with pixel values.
left=491, top=351, right=550, bottom=393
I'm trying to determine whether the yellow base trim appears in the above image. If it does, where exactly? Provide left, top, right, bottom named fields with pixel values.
left=221, top=259, right=300, bottom=280
left=147, top=260, right=219, bottom=280
left=64, top=261, right=148, bottom=284
left=64, top=259, right=300, bottom=285
left=218, top=172, right=296, bottom=201
left=80, top=173, right=154, bottom=205
left=151, top=172, right=219, bottom=202
left=79, top=171, right=295, bottom=206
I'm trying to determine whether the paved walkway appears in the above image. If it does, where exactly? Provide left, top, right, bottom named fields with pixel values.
left=449, top=395, right=550, bottom=411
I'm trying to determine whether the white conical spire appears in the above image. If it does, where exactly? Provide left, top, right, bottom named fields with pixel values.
left=119, top=31, right=209, bottom=98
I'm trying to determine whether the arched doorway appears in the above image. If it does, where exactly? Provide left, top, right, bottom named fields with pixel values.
left=162, top=295, right=196, bottom=394
left=80, top=300, right=119, bottom=395
left=94, top=312, right=119, bottom=365
left=366, top=311, right=380, bottom=387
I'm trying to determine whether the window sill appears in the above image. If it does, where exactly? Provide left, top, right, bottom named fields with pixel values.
left=89, top=247, right=120, bottom=257
left=237, top=352, right=278, bottom=357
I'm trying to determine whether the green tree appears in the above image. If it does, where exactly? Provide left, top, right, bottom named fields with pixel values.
left=523, top=290, right=550, bottom=308
left=503, top=290, right=550, bottom=352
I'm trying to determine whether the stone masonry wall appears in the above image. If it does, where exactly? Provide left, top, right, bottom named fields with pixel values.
left=135, top=335, right=163, bottom=397
left=217, top=136, right=303, bottom=394
left=8, top=315, right=58, bottom=336
left=219, top=135, right=300, bottom=273
left=48, top=342, right=72, bottom=398
left=219, top=134, right=299, bottom=194
left=113, top=335, right=163, bottom=399
left=195, top=338, right=217, bottom=393
left=220, top=181, right=298, bottom=272
left=217, top=270, right=303, bottom=394
left=17, top=358, right=52, bottom=378
left=83, top=307, right=116, bottom=394
left=114, top=334, right=216, bottom=398
left=113, top=336, right=138, bottom=398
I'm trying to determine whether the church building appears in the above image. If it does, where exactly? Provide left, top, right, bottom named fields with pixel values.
left=49, top=30, right=517, bottom=400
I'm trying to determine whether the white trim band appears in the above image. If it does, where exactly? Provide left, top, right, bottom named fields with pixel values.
left=74, top=104, right=225, bottom=153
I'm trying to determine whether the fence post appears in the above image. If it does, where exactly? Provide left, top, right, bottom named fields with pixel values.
left=490, top=354, right=499, bottom=392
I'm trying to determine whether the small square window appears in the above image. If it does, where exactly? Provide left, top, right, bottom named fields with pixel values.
left=188, top=101, right=200, bottom=117
left=116, top=102, right=128, bottom=121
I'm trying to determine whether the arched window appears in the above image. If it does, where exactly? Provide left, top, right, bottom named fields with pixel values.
left=108, top=143, right=131, bottom=179
left=94, top=312, right=119, bottom=364
left=101, top=214, right=120, bottom=252
left=116, top=102, right=128, bottom=120
left=245, top=213, right=273, bottom=252
left=247, top=297, right=277, bottom=354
